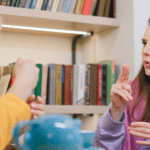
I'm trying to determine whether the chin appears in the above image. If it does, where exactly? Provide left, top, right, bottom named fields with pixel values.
left=145, top=68, right=150, bottom=76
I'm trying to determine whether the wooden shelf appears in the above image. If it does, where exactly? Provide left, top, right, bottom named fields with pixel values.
left=0, top=6, right=120, bottom=36
left=44, top=105, right=108, bottom=114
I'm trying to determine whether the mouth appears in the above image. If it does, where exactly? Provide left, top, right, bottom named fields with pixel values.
left=144, top=60, right=150, bottom=68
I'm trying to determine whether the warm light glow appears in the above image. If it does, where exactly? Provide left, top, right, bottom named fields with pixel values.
left=1, top=24, right=92, bottom=36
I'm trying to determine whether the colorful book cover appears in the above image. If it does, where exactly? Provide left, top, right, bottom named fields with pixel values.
left=34, top=64, right=42, bottom=98
left=97, top=64, right=102, bottom=105
left=99, top=60, right=115, bottom=105
left=77, top=64, right=85, bottom=105
left=61, top=65, right=65, bottom=105
left=41, top=0, right=49, bottom=10
left=30, top=0, right=38, bottom=9
left=64, top=0, right=71, bottom=13
left=82, top=0, right=93, bottom=15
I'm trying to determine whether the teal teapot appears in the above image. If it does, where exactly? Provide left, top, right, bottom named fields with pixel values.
left=12, top=114, right=83, bottom=150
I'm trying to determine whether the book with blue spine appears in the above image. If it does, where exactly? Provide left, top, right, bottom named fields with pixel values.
left=64, top=0, right=71, bottom=13
left=41, top=0, right=49, bottom=10
left=30, top=0, right=37, bottom=9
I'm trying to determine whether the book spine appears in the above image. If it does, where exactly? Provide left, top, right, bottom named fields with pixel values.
left=24, top=0, right=32, bottom=8
left=64, top=0, right=71, bottom=13
left=84, top=64, right=88, bottom=105
left=61, top=65, right=65, bottom=105
left=68, top=0, right=77, bottom=14
left=73, top=65, right=78, bottom=105
left=74, top=0, right=85, bottom=14
left=6, top=0, right=12, bottom=6
left=70, top=65, right=73, bottom=105
left=1, top=0, right=8, bottom=5
left=34, top=64, right=42, bottom=98
left=15, top=0, right=21, bottom=7
left=64, top=65, right=70, bottom=105
left=82, top=0, right=93, bottom=15
left=89, top=64, right=97, bottom=105
left=41, top=64, right=48, bottom=105
left=41, top=0, right=49, bottom=10
left=11, top=0, right=17, bottom=6
left=57, top=0, right=65, bottom=12
left=97, top=64, right=102, bottom=105
left=46, top=65, right=50, bottom=105
left=19, top=0, right=27, bottom=7
left=85, top=64, right=90, bottom=105
left=46, top=0, right=53, bottom=10
left=102, top=64, right=107, bottom=105
left=89, top=0, right=97, bottom=15
left=104, top=0, right=111, bottom=17
left=50, top=64, right=56, bottom=105
left=51, top=0, right=60, bottom=12
left=77, top=65, right=85, bottom=105
left=30, top=0, right=37, bottom=9
left=55, top=65, right=62, bottom=105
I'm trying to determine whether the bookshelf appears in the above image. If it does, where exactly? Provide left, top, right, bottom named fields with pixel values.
left=0, top=6, right=120, bottom=115
left=0, top=6, right=120, bottom=36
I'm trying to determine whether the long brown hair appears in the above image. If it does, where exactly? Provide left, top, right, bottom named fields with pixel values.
left=131, top=18, right=150, bottom=122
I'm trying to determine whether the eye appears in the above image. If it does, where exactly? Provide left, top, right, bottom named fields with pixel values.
left=142, top=41, right=147, bottom=47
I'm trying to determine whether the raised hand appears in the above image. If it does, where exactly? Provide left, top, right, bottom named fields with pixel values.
left=110, top=64, right=133, bottom=110
left=110, top=64, right=133, bottom=122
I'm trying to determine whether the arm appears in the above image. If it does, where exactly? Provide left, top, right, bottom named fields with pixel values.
left=93, top=103, right=126, bottom=150
left=0, top=93, right=31, bottom=150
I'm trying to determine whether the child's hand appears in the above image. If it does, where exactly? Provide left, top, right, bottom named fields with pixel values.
left=26, top=95, right=45, bottom=119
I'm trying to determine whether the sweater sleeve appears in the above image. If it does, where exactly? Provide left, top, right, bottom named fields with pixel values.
left=93, top=103, right=126, bottom=150
left=0, top=93, right=31, bottom=150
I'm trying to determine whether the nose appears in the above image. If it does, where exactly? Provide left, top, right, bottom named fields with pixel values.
left=143, top=43, right=150, bottom=56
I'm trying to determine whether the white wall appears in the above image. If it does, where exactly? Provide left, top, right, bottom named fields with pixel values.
left=133, top=0, right=150, bottom=77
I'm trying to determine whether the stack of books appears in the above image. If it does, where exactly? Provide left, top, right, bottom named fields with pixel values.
left=0, top=0, right=116, bottom=18
left=0, top=60, right=115, bottom=106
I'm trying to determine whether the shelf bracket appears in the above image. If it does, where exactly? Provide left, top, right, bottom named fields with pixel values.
left=72, top=32, right=93, bottom=65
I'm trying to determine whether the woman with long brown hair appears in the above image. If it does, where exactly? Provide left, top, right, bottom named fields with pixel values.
left=93, top=18, right=150, bottom=150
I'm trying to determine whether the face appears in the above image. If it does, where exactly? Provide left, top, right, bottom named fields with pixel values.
left=142, top=25, right=150, bottom=76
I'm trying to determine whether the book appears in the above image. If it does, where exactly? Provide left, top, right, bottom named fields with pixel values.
left=85, top=64, right=90, bottom=105
left=73, top=65, right=78, bottom=105
left=46, top=64, right=50, bottom=104
left=64, top=0, right=71, bottom=13
left=68, top=0, right=77, bottom=14
left=77, top=64, right=85, bottom=105
left=11, top=0, right=17, bottom=6
left=61, top=65, right=65, bottom=105
left=51, top=0, right=60, bottom=12
left=70, top=65, right=73, bottom=105
left=24, top=0, right=32, bottom=8
left=74, top=0, right=85, bottom=14
left=84, top=64, right=88, bottom=105
left=46, top=0, right=53, bottom=10
left=34, top=64, right=42, bottom=98
left=82, top=0, right=93, bottom=15
left=1, top=0, right=8, bottom=5
left=101, top=64, right=107, bottom=105
left=6, top=0, right=12, bottom=6
left=55, top=64, right=62, bottom=105
left=89, top=64, right=97, bottom=105
left=109, top=0, right=115, bottom=18
left=89, top=0, right=98, bottom=15
left=97, top=64, right=102, bottom=105
left=104, top=0, right=111, bottom=17
left=0, top=65, right=13, bottom=98
left=41, top=64, right=48, bottom=105
left=50, top=64, right=56, bottom=105
left=100, top=60, right=115, bottom=105
left=57, top=0, right=65, bottom=12
left=61, top=0, right=68, bottom=12
left=64, top=65, right=71, bottom=105
left=19, top=0, right=27, bottom=7
left=96, top=0, right=107, bottom=16
left=15, top=0, right=21, bottom=7
left=30, top=0, right=38, bottom=9
left=41, top=0, right=49, bottom=10
left=35, top=0, right=44, bottom=9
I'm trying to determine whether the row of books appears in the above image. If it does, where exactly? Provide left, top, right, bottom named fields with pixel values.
left=0, top=60, right=115, bottom=106
left=0, top=0, right=116, bottom=18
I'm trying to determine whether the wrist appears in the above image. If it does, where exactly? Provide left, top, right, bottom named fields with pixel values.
left=7, top=80, right=31, bottom=102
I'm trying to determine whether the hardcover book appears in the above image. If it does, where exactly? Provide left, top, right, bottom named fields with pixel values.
left=64, top=0, right=71, bottom=13
left=82, top=0, right=93, bottom=15
left=102, top=64, right=107, bottom=105
left=57, top=0, right=65, bottom=12
left=97, top=64, right=102, bottom=105
left=46, top=0, right=53, bottom=10
left=61, top=65, right=65, bottom=105
left=35, top=0, right=44, bottom=9
left=74, top=0, right=85, bottom=14
left=89, top=0, right=98, bottom=15
left=51, top=0, right=60, bottom=12
left=55, top=64, right=62, bottom=105
left=89, top=64, right=97, bottom=105
left=104, top=0, right=111, bottom=17
left=68, top=0, right=77, bottom=14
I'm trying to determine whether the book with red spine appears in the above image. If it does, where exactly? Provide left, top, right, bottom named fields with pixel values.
left=97, top=64, right=102, bottom=105
left=82, top=0, right=93, bottom=15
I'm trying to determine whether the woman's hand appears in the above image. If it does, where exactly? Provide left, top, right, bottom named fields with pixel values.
left=128, top=122, right=150, bottom=145
left=26, top=94, right=45, bottom=119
